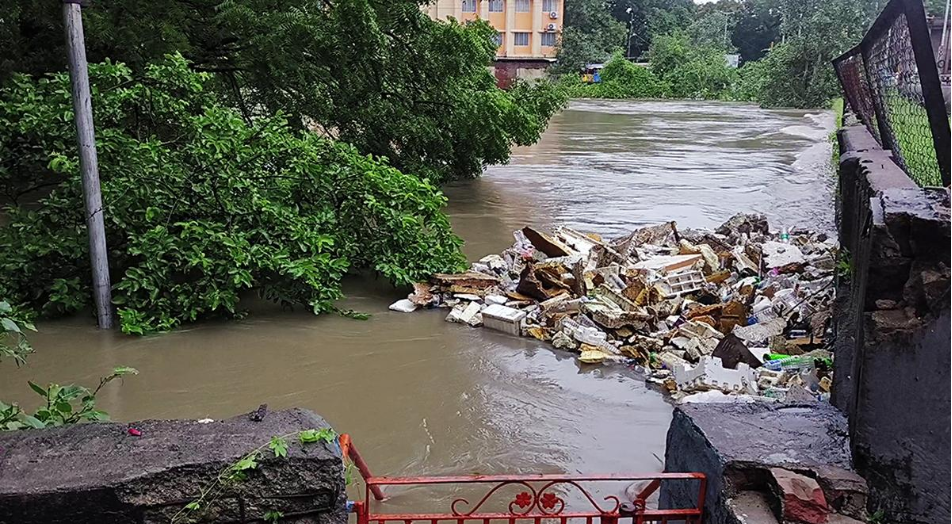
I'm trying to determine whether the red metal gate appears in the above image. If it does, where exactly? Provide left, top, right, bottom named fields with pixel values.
left=341, top=435, right=707, bottom=524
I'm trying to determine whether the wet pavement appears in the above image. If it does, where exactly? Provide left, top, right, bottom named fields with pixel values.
left=0, top=100, right=834, bottom=494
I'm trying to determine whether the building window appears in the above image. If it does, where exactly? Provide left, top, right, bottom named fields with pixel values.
left=492, top=32, right=503, bottom=46
left=461, top=0, right=476, bottom=13
left=489, top=0, right=504, bottom=13
left=516, top=0, right=530, bottom=12
left=541, top=32, right=557, bottom=47
left=542, top=0, right=558, bottom=14
left=514, top=32, right=530, bottom=46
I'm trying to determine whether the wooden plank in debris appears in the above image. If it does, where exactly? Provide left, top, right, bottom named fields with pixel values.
left=522, top=226, right=573, bottom=257
left=431, top=272, right=499, bottom=289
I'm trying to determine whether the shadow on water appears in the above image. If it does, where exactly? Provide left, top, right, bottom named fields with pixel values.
left=0, top=100, right=833, bottom=495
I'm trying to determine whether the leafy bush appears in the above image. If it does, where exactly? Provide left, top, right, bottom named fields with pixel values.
left=649, top=33, right=737, bottom=100
left=738, top=40, right=840, bottom=108
left=0, top=55, right=467, bottom=334
left=0, top=367, right=137, bottom=431
left=552, top=0, right=626, bottom=74
left=559, top=53, right=668, bottom=99
left=0, top=300, right=34, bottom=366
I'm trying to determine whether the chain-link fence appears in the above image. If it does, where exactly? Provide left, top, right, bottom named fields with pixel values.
left=833, top=0, right=951, bottom=187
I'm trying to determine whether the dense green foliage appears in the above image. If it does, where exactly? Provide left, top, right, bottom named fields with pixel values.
left=0, top=300, right=34, bottom=366
left=555, top=0, right=920, bottom=109
left=561, top=36, right=737, bottom=102
left=0, top=0, right=565, bottom=184
left=558, top=53, right=667, bottom=99
left=0, top=56, right=467, bottom=334
left=723, top=0, right=878, bottom=108
left=648, top=34, right=738, bottom=100
left=611, top=0, right=696, bottom=59
left=553, top=0, right=627, bottom=74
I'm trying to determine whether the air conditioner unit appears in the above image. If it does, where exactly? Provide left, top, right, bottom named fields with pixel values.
left=549, top=11, right=559, bottom=19
left=546, top=23, right=557, bottom=31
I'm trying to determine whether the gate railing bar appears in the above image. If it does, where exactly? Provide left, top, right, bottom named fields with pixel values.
left=362, top=473, right=706, bottom=484
left=340, top=433, right=387, bottom=501
left=356, top=473, right=707, bottom=524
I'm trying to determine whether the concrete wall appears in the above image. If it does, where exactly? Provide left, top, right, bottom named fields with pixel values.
left=660, top=403, right=854, bottom=524
left=493, top=59, right=551, bottom=88
left=0, top=409, right=347, bottom=523
left=832, top=125, right=951, bottom=524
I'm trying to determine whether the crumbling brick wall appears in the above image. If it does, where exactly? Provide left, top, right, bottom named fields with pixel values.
left=832, top=124, right=950, bottom=524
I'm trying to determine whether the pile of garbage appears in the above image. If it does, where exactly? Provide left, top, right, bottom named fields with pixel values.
left=391, top=214, right=837, bottom=404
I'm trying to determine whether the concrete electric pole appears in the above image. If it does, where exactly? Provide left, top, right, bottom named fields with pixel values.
left=62, top=0, right=114, bottom=329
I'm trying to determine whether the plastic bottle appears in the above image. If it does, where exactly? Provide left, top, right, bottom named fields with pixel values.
left=762, top=355, right=815, bottom=372
left=780, top=227, right=790, bottom=243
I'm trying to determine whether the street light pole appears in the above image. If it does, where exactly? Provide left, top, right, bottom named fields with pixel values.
left=62, top=0, right=114, bottom=329
left=626, top=7, right=635, bottom=59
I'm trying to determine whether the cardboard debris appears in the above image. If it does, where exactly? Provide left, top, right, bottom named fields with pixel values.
left=400, top=212, right=836, bottom=404
left=408, top=283, right=437, bottom=306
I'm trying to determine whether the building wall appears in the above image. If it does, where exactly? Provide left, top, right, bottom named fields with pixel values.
left=427, top=0, right=563, bottom=60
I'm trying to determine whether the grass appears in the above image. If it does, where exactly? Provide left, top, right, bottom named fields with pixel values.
left=830, top=97, right=844, bottom=169
left=832, top=97, right=845, bottom=128
left=881, top=91, right=943, bottom=186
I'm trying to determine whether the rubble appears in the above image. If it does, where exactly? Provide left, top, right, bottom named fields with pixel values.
left=482, top=304, right=526, bottom=336
left=398, top=213, right=837, bottom=403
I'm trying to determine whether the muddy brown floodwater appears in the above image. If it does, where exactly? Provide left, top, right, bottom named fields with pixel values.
left=0, top=100, right=833, bottom=505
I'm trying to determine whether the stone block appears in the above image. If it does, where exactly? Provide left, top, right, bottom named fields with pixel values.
left=810, top=465, right=868, bottom=521
left=769, top=468, right=829, bottom=524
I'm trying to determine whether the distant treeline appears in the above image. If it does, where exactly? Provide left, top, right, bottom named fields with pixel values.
left=555, top=0, right=945, bottom=108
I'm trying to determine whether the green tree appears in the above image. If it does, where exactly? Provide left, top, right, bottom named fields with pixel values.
left=0, top=0, right=565, bottom=185
left=730, top=0, right=782, bottom=62
left=742, top=0, right=887, bottom=108
left=553, top=0, right=627, bottom=74
left=611, top=0, right=696, bottom=59
left=688, top=1, right=742, bottom=52
left=559, top=51, right=667, bottom=99
left=648, top=33, right=737, bottom=100
left=0, top=55, right=468, bottom=334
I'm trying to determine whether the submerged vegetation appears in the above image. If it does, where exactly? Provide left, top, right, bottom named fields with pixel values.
left=0, top=56, right=469, bottom=334
left=0, top=0, right=570, bottom=333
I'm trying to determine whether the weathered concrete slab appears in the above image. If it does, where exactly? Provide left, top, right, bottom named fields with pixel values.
left=0, top=408, right=346, bottom=523
left=660, top=402, right=852, bottom=524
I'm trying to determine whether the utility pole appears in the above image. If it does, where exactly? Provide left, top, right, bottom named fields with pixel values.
left=626, top=7, right=635, bottom=59
left=724, top=14, right=729, bottom=50
left=62, top=0, right=114, bottom=329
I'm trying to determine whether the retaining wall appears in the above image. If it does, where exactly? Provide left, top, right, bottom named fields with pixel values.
left=832, top=124, right=950, bottom=524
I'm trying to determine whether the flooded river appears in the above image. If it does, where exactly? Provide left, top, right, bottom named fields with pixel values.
left=0, top=100, right=833, bottom=493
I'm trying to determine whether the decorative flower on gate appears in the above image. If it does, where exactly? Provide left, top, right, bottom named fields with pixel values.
left=514, top=491, right=533, bottom=508
left=540, top=492, right=559, bottom=510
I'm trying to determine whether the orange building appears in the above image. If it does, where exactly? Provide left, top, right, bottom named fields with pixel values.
left=426, top=0, right=564, bottom=85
